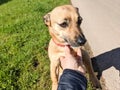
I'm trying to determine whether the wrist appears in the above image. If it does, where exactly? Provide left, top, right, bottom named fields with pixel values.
left=63, top=69, right=86, bottom=77
left=75, top=69, right=85, bottom=76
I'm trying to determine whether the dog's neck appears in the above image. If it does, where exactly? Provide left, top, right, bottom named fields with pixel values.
left=52, top=38, right=66, bottom=47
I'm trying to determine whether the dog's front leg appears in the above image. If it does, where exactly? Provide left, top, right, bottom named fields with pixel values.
left=82, top=49, right=102, bottom=89
left=50, top=60, right=59, bottom=90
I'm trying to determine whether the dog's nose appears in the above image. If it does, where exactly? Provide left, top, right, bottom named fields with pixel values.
left=77, top=34, right=86, bottom=46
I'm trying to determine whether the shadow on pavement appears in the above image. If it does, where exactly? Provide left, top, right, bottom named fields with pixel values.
left=91, top=47, right=120, bottom=80
left=0, top=0, right=12, bottom=5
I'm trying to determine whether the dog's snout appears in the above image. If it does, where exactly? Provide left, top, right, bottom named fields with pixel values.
left=77, top=34, right=86, bottom=46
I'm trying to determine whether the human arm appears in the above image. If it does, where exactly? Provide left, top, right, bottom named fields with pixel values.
left=57, top=46, right=87, bottom=90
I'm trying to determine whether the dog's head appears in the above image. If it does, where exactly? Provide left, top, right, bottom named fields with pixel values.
left=44, top=5, right=86, bottom=47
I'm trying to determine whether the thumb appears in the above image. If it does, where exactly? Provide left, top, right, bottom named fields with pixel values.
left=77, top=48, right=82, bottom=57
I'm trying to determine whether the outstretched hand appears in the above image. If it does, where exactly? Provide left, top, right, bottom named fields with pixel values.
left=60, top=45, right=85, bottom=74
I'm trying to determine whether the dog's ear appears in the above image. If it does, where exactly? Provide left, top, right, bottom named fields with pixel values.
left=43, top=13, right=51, bottom=26
left=75, top=7, right=79, bottom=12
left=75, top=7, right=83, bottom=25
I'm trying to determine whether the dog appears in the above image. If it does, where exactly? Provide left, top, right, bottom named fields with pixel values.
left=44, top=5, right=101, bottom=90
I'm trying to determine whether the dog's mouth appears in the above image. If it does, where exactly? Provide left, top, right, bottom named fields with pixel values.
left=64, top=34, right=86, bottom=47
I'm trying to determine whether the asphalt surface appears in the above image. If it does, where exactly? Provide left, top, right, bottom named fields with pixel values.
left=71, top=0, right=120, bottom=90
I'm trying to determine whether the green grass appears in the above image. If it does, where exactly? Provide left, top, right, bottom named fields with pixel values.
left=0, top=0, right=69, bottom=90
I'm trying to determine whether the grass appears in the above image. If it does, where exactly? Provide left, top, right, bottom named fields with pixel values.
left=0, top=0, right=93, bottom=90
left=0, top=0, right=69, bottom=90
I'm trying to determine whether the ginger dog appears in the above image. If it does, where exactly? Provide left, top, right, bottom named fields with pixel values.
left=44, top=5, right=101, bottom=90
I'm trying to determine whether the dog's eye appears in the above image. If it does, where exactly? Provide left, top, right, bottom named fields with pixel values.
left=59, top=22, right=68, bottom=28
left=77, top=16, right=82, bottom=25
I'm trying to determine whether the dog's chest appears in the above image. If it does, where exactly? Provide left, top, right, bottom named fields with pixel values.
left=48, top=40, right=65, bottom=60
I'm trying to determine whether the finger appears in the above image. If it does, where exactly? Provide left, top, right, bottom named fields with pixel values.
left=77, top=48, right=82, bottom=57
left=78, top=66, right=86, bottom=75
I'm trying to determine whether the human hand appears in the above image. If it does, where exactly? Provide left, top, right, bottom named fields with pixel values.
left=60, top=46, right=85, bottom=74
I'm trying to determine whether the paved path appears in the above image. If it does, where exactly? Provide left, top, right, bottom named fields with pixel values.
left=71, top=0, right=120, bottom=90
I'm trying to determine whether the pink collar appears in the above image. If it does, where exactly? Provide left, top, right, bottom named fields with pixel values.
left=52, top=39, right=65, bottom=47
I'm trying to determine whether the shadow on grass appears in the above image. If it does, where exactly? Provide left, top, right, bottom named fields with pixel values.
left=92, top=47, right=120, bottom=80
left=0, top=0, right=12, bottom=5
